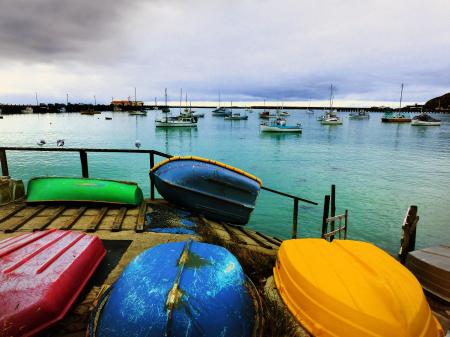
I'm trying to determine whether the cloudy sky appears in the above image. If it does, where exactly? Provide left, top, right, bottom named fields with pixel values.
left=0, top=0, right=449, bottom=105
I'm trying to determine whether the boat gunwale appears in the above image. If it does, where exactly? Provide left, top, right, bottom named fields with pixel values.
left=151, top=156, right=263, bottom=186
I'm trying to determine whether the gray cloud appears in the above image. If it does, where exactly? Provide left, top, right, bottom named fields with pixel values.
left=0, top=0, right=449, bottom=103
left=0, top=0, right=142, bottom=61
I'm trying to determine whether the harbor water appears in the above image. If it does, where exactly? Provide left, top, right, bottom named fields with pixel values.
left=1, top=110, right=449, bottom=253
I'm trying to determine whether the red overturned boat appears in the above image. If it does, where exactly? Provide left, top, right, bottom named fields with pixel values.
left=0, top=229, right=105, bottom=337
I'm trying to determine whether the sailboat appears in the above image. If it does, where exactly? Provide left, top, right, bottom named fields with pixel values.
left=320, top=85, right=342, bottom=125
left=212, top=92, right=232, bottom=116
left=277, top=103, right=289, bottom=116
left=411, top=108, right=441, bottom=126
left=381, top=84, right=411, bottom=123
left=155, top=89, right=197, bottom=127
left=224, top=101, right=248, bottom=120
left=306, top=98, right=314, bottom=114
left=259, top=99, right=275, bottom=119
left=161, top=89, right=170, bottom=113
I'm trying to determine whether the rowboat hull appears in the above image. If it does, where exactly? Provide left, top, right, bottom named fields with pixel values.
left=0, top=230, right=105, bottom=337
left=155, top=121, right=197, bottom=127
left=225, top=116, right=248, bottom=120
left=260, top=125, right=302, bottom=133
left=406, top=245, right=450, bottom=302
left=321, top=120, right=343, bottom=125
left=411, top=120, right=441, bottom=126
left=274, top=239, right=443, bottom=337
left=89, top=241, right=258, bottom=337
left=26, top=177, right=143, bottom=206
left=151, top=157, right=261, bottom=225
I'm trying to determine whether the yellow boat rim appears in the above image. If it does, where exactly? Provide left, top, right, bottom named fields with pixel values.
left=151, top=156, right=263, bottom=186
left=273, top=239, right=444, bottom=337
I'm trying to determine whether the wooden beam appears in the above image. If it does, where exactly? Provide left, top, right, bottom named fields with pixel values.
left=0, top=204, right=26, bottom=224
left=33, top=206, right=66, bottom=231
left=255, top=231, right=282, bottom=246
left=4, top=205, right=46, bottom=233
left=221, top=223, right=247, bottom=245
left=87, top=207, right=108, bottom=232
left=61, top=207, right=87, bottom=230
left=79, top=150, right=89, bottom=178
left=135, top=202, right=147, bottom=232
left=235, top=227, right=273, bottom=249
left=112, top=207, right=127, bottom=232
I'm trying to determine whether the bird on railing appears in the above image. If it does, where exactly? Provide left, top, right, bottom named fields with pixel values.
left=37, top=139, right=46, bottom=146
left=56, top=139, right=65, bottom=147
left=135, top=140, right=141, bottom=149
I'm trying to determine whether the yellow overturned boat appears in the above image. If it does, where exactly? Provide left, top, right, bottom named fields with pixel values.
left=274, top=239, right=444, bottom=337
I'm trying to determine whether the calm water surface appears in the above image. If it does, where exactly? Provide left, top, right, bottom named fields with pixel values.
left=1, top=109, right=449, bottom=253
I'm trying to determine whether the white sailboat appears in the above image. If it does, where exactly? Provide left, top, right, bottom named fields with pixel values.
left=155, top=88, right=197, bottom=127
left=320, top=85, right=342, bottom=125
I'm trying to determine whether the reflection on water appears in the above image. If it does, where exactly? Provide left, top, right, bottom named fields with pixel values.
left=1, top=110, right=449, bottom=253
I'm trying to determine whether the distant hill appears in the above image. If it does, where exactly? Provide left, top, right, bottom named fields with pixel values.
left=424, top=92, right=450, bottom=110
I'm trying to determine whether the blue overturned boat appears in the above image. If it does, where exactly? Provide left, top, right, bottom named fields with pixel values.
left=151, top=156, right=262, bottom=225
left=88, top=240, right=261, bottom=337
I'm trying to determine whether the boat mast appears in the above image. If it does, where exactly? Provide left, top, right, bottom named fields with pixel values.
left=165, top=88, right=168, bottom=123
left=35, top=92, right=39, bottom=106
left=179, top=88, right=183, bottom=114
left=219, top=91, right=221, bottom=108
left=399, top=83, right=404, bottom=110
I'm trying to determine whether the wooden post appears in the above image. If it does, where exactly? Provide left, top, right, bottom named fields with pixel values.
left=150, top=152, right=155, bottom=200
left=330, top=184, right=336, bottom=240
left=398, top=205, right=419, bottom=264
left=322, top=195, right=330, bottom=238
left=79, top=150, right=89, bottom=178
left=292, top=198, right=299, bottom=239
left=0, top=149, right=9, bottom=176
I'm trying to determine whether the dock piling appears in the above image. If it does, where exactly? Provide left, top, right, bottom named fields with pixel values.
left=292, top=198, right=299, bottom=239
left=79, top=150, right=89, bottom=178
left=0, top=149, right=9, bottom=176
left=150, top=152, right=155, bottom=200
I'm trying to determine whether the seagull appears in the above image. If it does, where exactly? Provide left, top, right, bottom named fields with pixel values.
left=37, top=139, right=46, bottom=146
left=56, top=139, right=65, bottom=147
left=135, top=140, right=141, bottom=149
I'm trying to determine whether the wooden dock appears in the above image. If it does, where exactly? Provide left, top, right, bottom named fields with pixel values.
left=0, top=198, right=281, bottom=337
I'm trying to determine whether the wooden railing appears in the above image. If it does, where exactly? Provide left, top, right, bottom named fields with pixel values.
left=0, top=146, right=318, bottom=236
left=321, top=185, right=348, bottom=241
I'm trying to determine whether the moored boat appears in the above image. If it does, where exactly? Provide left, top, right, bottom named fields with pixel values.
left=212, top=107, right=232, bottom=116
left=26, top=177, right=144, bottom=205
left=273, top=239, right=444, bottom=337
left=349, top=110, right=370, bottom=119
left=321, top=116, right=343, bottom=125
left=128, top=111, right=146, bottom=116
left=88, top=240, right=260, bottom=337
left=224, top=112, right=248, bottom=120
left=21, top=106, right=34, bottom=114
left=411, top=114, right=441, bottom=126
left=381, top=84, right=412, bottom=123
left=0, top=229, right=105, bottom=337
left=151, top=156, right=262, bottom=225
left=260, top=117, right=302, bottom=133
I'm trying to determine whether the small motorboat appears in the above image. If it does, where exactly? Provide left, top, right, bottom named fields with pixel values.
left=155, top=115, right=198, bottom=127
left=88, top=240, right=260, bottom=337
left=21, top=106, right=34, bottom=114
left=151, top=156, right=262, bottom=225
left=381, top=112, right=411, bottom=123
left=273, top=239, right=444, bottom=337
left=245, top=107, right=253, bottom=113
left=128, top=111, right=147, bottom=116
left=349, top=110, right=370, bottom=119
left=192, top=111, right=205, bottom=118
left=411, top=114, right=441, bottom=126
left=105, top=116, right=112, bottom=120
left=260, top=117, right=302, bottom=133
left=224, top=112, right=248, bottom=120
left=26, top=177, right=143, bottom=206
left=321, top=116, right=343, bottom=125
left=211, top=107, right=232, bottom=116
left=259, top=111, right=275, bottom=119
left=0, top=230, right=105, bottom=337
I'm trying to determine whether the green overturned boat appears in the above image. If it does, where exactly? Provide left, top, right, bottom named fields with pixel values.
left=26, top=177, right=143, bottom=206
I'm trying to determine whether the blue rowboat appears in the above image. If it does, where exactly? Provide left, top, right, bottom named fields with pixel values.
left=151, top=156, right=262, bottom=225
left=88, top=240, right=260, bottom=337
